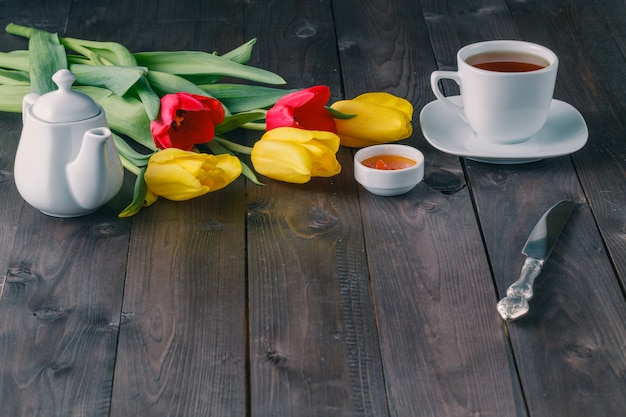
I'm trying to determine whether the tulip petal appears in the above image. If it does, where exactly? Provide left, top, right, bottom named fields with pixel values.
left=144, top=148, right=241, bottom=200
left=354, top=92, right=413, bottom=120
left=266, top=85, right=336, bottom=132
left=251, top=140, right=314, bottom=184
left=202, top=153, right=244, bottom=192
left=257, top=126, right=340, bottom=151
left=150, top=92, right=225, bottom=150
left=250, top=127, right=341, bottom=183
left=330, top=93, right=414, bottom=147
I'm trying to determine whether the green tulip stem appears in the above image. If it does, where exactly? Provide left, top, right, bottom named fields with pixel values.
left=241, top=109, right=267, bottom=131
left=214, top=136, right=253, bottom=155
left=5, top=23, right=36, bottom=38
left=241, top=121, right=267, bottom=131
left=120, top=154, right=141, bottom=176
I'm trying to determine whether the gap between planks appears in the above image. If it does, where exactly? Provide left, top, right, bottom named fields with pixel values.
left=0, top=272, right=6, bottom=300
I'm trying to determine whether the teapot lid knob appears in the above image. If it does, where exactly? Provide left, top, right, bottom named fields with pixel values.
left=31, top=69, right=102, bottom=123
left=52, top=69, right=77, bottom=92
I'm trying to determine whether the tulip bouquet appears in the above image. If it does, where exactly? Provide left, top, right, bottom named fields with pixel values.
left=0, top=23, right=414, bottom=216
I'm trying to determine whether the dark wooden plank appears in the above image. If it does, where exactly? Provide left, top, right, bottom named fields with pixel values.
left=2, top=1, right=623, bottom=416
left=0, top=112, right=24, bottom=290
left=466, top=160, right=626, bottom=417
left=0, top=3, right=133, bottom=416
left=244, top=0, right=389, bottom=415
left=61, top=0, right=250, bottom=415
left=109, top=192, right=248, bottom=417
left=333, top=1, right=526, bottom=416
left=589, top=0, right=626, bottom=285
left=595, top=0, right=626, bottom=58
left=65, top=0, right=159, bottom=50
left=0, top=0, right=71, bottom=36
left=247, top=179, right=387, bottom=417
left=0, top=208, right=130, bottom=416
left=514, top=0, right=626, bottom=286
left=422, top=0, right=626, bottom=416
left=500, top=1, right=626, bottom=416
left=0, top=0, right=72, bottom=278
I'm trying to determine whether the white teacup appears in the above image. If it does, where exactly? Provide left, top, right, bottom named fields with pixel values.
left=430, top=40, right=558, bottom=144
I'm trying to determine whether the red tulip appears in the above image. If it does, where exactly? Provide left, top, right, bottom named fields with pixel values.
left=266, top=85, right=336, bottom=132
left=150, top=92, right=225, bottom=150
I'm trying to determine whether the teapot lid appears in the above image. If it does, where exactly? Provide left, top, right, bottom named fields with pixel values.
left=31, top=69, right=101, bottom=122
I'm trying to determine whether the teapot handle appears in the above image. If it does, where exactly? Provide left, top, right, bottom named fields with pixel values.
left=22, top=93, right=40, bottom=123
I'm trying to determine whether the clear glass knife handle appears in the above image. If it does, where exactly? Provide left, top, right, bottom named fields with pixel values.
left=497, top=257, right=544, bottom=321
left=506, top=257, right=544, bottom=300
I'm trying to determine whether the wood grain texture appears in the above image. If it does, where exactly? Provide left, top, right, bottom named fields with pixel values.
left=0, top=207, right=130, bottom=417
left=66, top=0, right=159, bottom=49
left=0, top=113, right=24, bottom=288
left=512, top=0, right=626, bottom=287
left=0, top=4, right=130, bottom=416
left=68, top=1, right=251, bottom=416
left=0, top=0, right=72, bottom=36
left=423, top=0, right=626, bottom=416
left=244, top=1, right=388, bottom=416
left=247, top=178, right=387, bottom=417
left=110, top=191, right=248, bottom=417
left=333, top=1, right=526, bottom=416
left=466, top=158, right=626, bottom=417
left=0, top=0, right=71, bottom=290
left=502, top=1, right=626, bottom=415
left=1, top=1, right=625, bottom=416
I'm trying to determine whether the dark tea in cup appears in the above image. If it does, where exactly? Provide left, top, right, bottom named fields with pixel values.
left=430, top=40, right=559, bottom=143
left=466, top=51, right=549, bottom=72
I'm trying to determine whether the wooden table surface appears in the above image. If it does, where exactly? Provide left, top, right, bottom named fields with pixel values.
left=1, top=0, right=626, bottom=416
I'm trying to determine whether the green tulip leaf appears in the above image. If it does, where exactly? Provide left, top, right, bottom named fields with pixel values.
left=219, top=38, right=256, bottom=65
left=201, top=84, right=299, bottom=113
left=71, top=64, right=146, bottom=96
left=216, top=111, right=267, bottom=134
left=0, top=50, right=30, bottom=71
left=76, top=85, right=156, bottom=150
left=112, top=133, right=153, bottom=167
left=134, top=51, right=286, bottom=85
left=0, top=85, right=30, bottom=112
left=118, top=167, right=150, bottom=218
left=146, top=70, right=211, bottom=97
left=132, top=75, right=161, bottom=121
left=61, top=37, right=137, bottom=66
left=239, top=160, right=264, bottom=186
left=0, top=68, right=30, bottom=85
left=28, top=29, right=67, bottom=94
left=326, top=106, right=357, bottom=119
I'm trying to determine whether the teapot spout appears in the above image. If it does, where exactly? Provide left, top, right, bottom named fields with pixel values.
left=66, top=127, right=124, bottom=210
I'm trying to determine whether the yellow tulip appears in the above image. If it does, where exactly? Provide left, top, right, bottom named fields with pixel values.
left=330, top=92, right=413, bottom=147
left=144, top=148, right=242, bottom=201
left=251, top=127, right=341, bottom=183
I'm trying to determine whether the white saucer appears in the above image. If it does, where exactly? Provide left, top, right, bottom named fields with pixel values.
left=419, top=96, right=588, bottom=164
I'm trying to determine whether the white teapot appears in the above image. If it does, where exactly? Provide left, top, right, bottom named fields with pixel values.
left=14, top=69, right=124, bottom=217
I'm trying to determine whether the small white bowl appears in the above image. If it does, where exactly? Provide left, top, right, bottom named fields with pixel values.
left=354, top=144, right=424, bottom=196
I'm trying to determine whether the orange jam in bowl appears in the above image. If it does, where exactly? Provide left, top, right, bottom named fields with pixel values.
left=353, top=144, right=425, bottom=196
left=361, top=155, right=417, bottom=170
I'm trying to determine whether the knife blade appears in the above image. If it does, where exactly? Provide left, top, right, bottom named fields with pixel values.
left=496, top=199, right=575, bottom=321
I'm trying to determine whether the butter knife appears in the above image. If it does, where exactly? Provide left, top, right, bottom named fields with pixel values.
left=496, top=200, right=575, bottom=321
